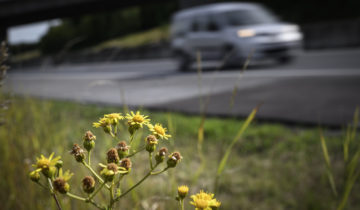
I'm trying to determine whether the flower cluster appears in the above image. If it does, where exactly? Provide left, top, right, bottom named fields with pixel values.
left=31, top=153, right=61, bottom=178
left=93, top=113, right=124, bottom=136
left=29, top=111, right=180, bottom=210
left=29, top=153, right=74, bottom=195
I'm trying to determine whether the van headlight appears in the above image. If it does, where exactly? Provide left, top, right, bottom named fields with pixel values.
left=237, top=29, right=256, bottom=38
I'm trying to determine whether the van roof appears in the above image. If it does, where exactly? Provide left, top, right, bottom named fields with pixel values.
left=173, top=2, right=261, bottom=20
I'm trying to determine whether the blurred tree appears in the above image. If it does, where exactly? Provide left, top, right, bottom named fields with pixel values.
left=39, top=1, right=178, bottom=54
left=39, top=20, right=77, bottom=54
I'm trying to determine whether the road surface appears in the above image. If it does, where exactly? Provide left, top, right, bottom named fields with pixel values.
left=5, top=48, right=360, bottom=127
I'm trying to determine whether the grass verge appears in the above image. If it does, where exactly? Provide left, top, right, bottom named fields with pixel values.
left=92, top=25, right=169, bottom=52
left=1, top=97, right=359, bottom=210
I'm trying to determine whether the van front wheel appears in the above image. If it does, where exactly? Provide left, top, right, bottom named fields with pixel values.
left=175, top=53, right=191, bottom=72
left=276, top=56, right=294, bottom=65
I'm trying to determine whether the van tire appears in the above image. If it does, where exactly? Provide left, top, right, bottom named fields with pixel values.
left=276, top=56, right=294, bottom=65
left=175, top=52, right=191, bottom=72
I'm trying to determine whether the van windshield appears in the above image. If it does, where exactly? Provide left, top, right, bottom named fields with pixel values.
left=221, top=8, right=278, bottom=26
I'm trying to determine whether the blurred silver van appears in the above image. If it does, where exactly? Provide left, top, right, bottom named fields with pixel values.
left=170, top=2, right=303, bottom=71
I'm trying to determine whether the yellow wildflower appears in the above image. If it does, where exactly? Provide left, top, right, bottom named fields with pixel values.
left=148, top=123, right=171, bottom=140
left=58, top=168, right=74, bottom=181
left=93, top=117, right=110, bottom=128
left=53, top=168, right=73, bottom=194
left=126, top=111, right=150, bottom=128
left=190, top=190, right=221, bottom=210
left=33, top=153, right=61, bottom=170
left=178, top=185, right=189, bottom=199
left=104, top=113, right=124, bottom=125
left=93, top=117, right=113, bottom=135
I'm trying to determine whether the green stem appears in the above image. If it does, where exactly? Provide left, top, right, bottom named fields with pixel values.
left=180, top=199, right=184, bottom=210
left=88, top=182, right=106, bottom=200
left=129, top=134, right=135, bottom=146
left=114, top=125, right=118, bottom=136
left=109, top=181, right=115, bottom=208
left=67, top=193, right=105, bottom=210
left=115, top=172, right=151, bottom=201
left=116, top=174, right=124, bottom=188
left=66, top=192, right=86, bottom=201
left=149, top=152, right=153, bottom=169
left=151, top=167, right=168, bottom=175
left=88, top=150, right=91, bottom=166
left=48, top=178, right=62, bottom=210
left=127, top=146, right=145, bottom=158
left=82, top=161, right=110, bottom=189
left=88, top=200, right=106, bottom=210
left=114, top=165, right=167, bottom=202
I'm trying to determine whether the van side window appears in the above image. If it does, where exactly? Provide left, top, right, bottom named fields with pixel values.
left=206, top=19, right=220, bottom=31
left=191, top=15, right=208, bottom=32
left=191, top=21, right=200, bottom=32
left=172, top=18, right=190, bottom=37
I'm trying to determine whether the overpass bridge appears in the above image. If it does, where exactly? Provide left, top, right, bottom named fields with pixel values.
left=0, top=0, right=171, bottom=41
left=0, top=0, right=212, bottom=41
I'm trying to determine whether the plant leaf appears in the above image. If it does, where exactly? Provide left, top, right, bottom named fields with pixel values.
left=320, top=130, right=338, bottom=197
left=216, top=105, right=259, bottom=177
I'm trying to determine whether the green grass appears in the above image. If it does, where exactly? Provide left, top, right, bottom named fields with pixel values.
left=92, top=25, right=169, bottom=52
left=1, top=96, right=360, bottom=210
left=10, top=49, right=41, bottom=63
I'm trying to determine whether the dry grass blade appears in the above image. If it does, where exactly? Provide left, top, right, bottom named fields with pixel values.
left=167, top=113, right=175, bottom=147
left=337, top=169, right=360, bottom=210
left=214, top=105, right=259, bottom=192
left=350, top=106, right=359, bottom=141
left=320, top=130, right=338, bottom=197
left=230, top=49, right=254, bottom=110
left=344, top=126, right=351, bottom=162
left=192, top=51, right=207, bottom=182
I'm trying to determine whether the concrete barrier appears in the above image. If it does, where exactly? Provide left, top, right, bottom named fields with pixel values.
left=302, top=18, right=360, bottom=49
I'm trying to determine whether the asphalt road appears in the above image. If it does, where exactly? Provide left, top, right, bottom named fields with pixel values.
left=5, top=48, right=360, bottom=127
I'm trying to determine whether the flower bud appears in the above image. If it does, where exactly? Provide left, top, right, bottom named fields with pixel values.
left=119, top=158, right=132, bottom=174
left=82, top=176, right=95, bottom=194
left=29, top=170, right=41, bottom=182
left=104, top=125, right=112, bottom=135
left=177, top=185, right=189, bottom=200
left=55, top=160, right=63, bottom=169
left=100, top=163, right=118, bottom=182
left=155, top=147, right=168, bottom=164
left=145, top=135, right=158, bottom=153
left=167, top=152, right=182, bottom=168
left=107, top=148, right=120, bottom=164
left=53, top=178, right=70, bottom=194
left=83, top=131, right=96, bottom=151
left=83, top=140, right=95, bottom=152
left=128, top=123, right=140, bottom=135
left=70, top=144, right=86, bottom=162
left=116, top=141, right=130, bottom=159
left=83, top=131, right=96, bottom=141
